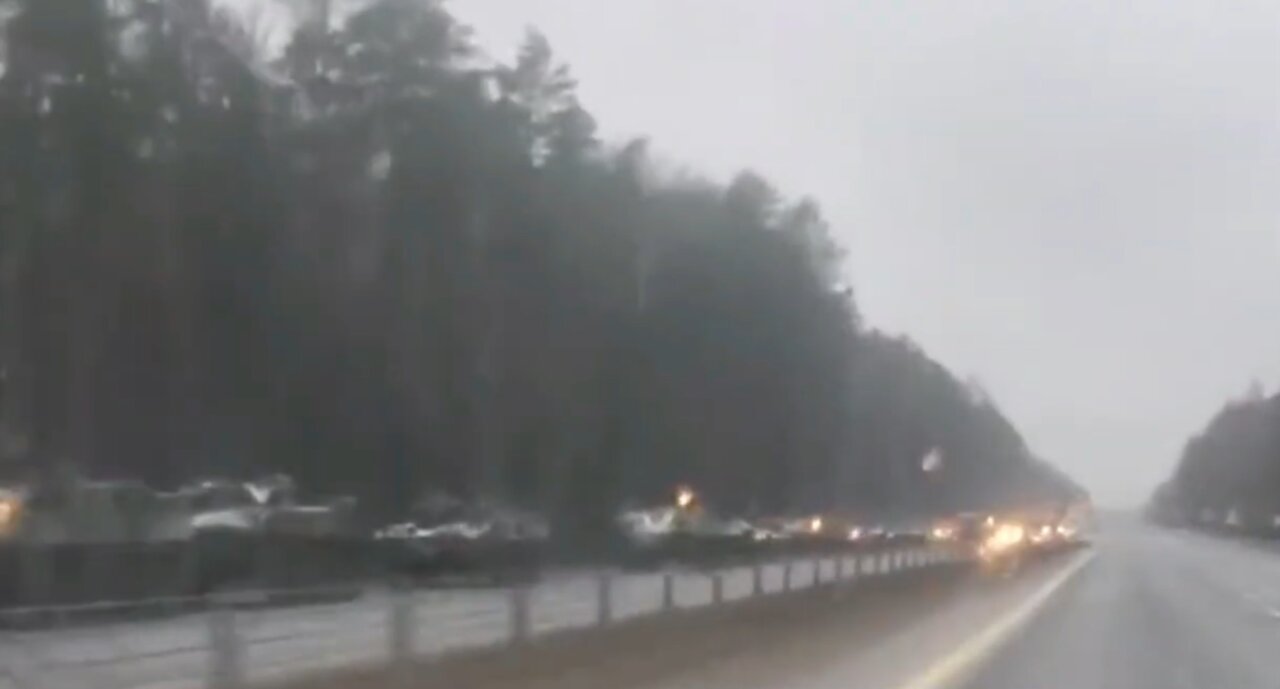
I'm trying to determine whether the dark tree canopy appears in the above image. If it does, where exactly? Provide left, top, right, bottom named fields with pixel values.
left=1152, top=387, right=1280, bottom=529
left=0, top=0, right=1082, bottom=539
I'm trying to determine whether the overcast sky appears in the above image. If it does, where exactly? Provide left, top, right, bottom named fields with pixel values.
left=450, top=0, right=1280, bottom=507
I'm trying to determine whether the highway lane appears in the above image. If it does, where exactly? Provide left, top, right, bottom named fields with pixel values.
left=454, top=522, right=1280, bottom=689
left=965, top=519, right=1280, bottom=689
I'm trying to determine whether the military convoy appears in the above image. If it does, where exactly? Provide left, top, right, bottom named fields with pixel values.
left=375, top=493, right=550, bottom=584
left=611, top=486, right=924, bottom=569
left=0, top=473, right=366, bottom=607
left=0, top=474, right=1040, bottom=609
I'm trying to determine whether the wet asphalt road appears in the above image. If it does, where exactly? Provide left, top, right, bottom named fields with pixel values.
left=966, top=520, right=1280, bottom=689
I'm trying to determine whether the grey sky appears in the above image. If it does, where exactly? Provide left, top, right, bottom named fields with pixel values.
left=452, top=0, right=1280, bottom=507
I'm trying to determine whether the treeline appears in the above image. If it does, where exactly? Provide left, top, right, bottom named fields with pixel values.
left=1151, top=386, right=1280, bottom=530
left=0, top=0, right=1080, bottom=536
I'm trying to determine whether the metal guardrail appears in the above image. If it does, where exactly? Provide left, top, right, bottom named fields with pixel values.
left=0, top=546, right=966, bottom=689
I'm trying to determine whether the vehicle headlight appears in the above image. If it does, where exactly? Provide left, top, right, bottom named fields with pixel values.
left=0, top=498, right=18, bottom=533
left=984, top=522, right=1025, bottom=552
left=676, top=487, right=695, bottom=509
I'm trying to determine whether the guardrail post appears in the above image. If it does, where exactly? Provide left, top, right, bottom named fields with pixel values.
left=710, top=572, right=723, bottom=604
left=207, top=599, right=243, bottom=689
left=596, top=572, right=613, bottom=626
left=812, top=558, right=822, bottom=587
left=509, top=584, right=531, bottom=644
left=752, top=562, right=764, bottom=596
left=662, top=572, right=675, bottom=610
left=18, top=547, right=50, bottom=606
left=783, top=560, right=793, bottom=591
left=388, top=583, right=414, bottom=676
left=835, top=555, right=845, bottom=581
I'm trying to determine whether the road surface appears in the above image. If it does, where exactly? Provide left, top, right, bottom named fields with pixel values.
left=424, top=520, right=1280, bottom=689
left=965, top=520, right=1280, bottom=689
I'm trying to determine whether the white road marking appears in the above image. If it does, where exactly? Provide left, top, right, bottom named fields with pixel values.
left=893, top=550, right=1096, bottom=689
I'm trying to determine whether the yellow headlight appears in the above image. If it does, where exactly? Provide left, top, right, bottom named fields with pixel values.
left=985, top=522, right=1025, bottom=551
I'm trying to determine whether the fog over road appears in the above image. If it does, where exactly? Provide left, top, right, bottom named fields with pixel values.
left=967, top=521, right=1280, bottom=689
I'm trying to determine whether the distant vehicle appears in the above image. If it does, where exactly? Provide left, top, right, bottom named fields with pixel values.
left=615, top=486, right=760, bottom=567
left=379, top=493, right=548, bottom=584
left=0, top=471, right=365, bottom=607
left=976, top=520, right=1027, bottom=576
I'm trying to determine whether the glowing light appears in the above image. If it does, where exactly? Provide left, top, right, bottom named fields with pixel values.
left=1030, top=524, right=1054, bottom=545
left=809, top=516, right=824, bottom=534
left=675, top=486, right=695, bottom=509
left=0, top=498, right=16, bottom=533
left=981, top=522, right=1026, bottom=557
left=847, top=526, right=863, bottom=541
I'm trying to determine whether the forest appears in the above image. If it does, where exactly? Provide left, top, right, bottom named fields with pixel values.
left=1151, top=385, right=1280, bottom=530
left=0, top=0, right=1082, bottom=538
